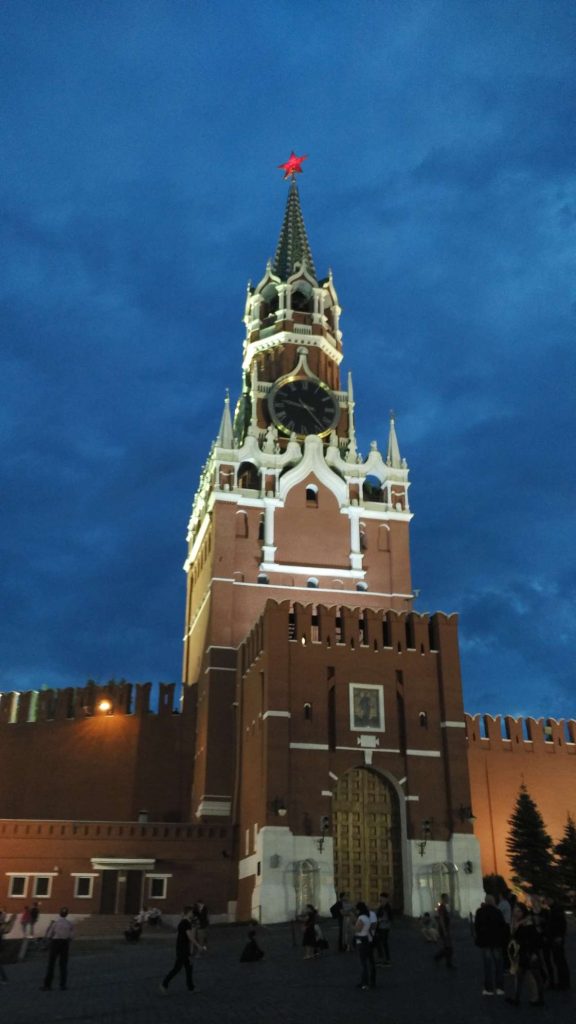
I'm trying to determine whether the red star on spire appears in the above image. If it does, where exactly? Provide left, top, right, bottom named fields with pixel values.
left=278, top=151, right=308, bottom=179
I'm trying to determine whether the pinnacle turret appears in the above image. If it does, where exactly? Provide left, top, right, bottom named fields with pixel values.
left=386, top=414, right=402, bottom=468
left=217, top=391, right=233, bottom=448
left=271, top=177, right=317, bottom=281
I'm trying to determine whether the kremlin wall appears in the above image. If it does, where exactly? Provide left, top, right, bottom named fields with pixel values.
left=0, top=649, right=574, bottom=920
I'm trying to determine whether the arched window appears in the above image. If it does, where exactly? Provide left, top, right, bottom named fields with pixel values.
left=291, top=283, right=313, bottom=312
left=306, top=484, right=318, bottom=507
left=378, top=525, right=390, bottom=551
left=235, top=511, right=248, bottom=538
left=363, top=475, right=383, bottom=502
left=238, top=462, right=259, bottom=491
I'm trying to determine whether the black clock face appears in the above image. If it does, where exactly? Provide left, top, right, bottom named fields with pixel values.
left=268, top=377, right=340, bottom=437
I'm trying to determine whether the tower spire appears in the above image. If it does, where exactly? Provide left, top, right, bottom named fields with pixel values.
left=386, top=411, right=402, bottom=468
left=271, top=176, right=317, bottom=281
left=217, top=390, right=233, bottom=448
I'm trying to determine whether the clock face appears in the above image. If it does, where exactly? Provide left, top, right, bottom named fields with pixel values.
left=268, top=377, right=340, bottom=437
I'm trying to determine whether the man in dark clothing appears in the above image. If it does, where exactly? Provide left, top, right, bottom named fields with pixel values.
left=159, top=907, right=195, bottom=993
left=547, top=900, right=571, bottom=991
left=474, top=894, right=506, bottom=995
left=433, top=893, right=455, bottom=968
left=331, top=891, right=347, bottom=952
left=506, top=903, right=545, bottom=1007
left=41, top=908, right=74, bottom=991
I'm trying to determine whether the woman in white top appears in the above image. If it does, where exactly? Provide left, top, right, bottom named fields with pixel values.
left=354, top=901, right=376, bottom=989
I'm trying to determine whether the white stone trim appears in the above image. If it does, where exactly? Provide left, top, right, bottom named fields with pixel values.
left=405, top=749, right=441, bottom=758
left=405, top=795, right=420, bottom=801
left=260, top=562, right=364, bottom=579
left=204, top=665, right=236, bottom=674
left=184, top=512, right=211, bottom=570
left=278, top=435, right=348, bottom=505
left=238, top=854, right=259, bottom=879
left=263, top=710, right=291, bottom=720
left=90, top=858, right=156, bottom=870
left=346, top=507, right=413, bottom=523
left=196, top=797, right=231, bottom=817
left=243, top=332, right=343, bottom=371
left=335, top=745, right=401, bottom=754
left=441, top=721, right=465, bottom=728
left=183, top=585, right=213, bottom=639
left=321, top=790, right=333, bottom=797
left=289, top=742, right=329, bottom=750
left=212, top=577, right=414, bottom=600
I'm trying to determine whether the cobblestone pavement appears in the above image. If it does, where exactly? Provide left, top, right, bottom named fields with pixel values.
left=1, top=918, right=574, bottom=1024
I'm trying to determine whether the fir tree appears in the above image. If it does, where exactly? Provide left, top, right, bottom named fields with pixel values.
left=506, top=785, right=554, bottom=895
left=554, top=815, right=576, bottom=906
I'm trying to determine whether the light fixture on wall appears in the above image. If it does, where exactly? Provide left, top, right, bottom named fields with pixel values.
left=270, top=797, right=287, bottom=817
left=316, top=815, right=330, bottom=853
left=417, top=818, right=432, bottom=857
left=97, top=698, right=112, bottom=714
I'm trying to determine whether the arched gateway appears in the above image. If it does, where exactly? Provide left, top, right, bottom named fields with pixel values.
left=333, top=768, right=403, bottom=910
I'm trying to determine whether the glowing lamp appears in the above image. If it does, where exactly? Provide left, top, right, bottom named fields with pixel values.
left=98, top=699, right=112, bottom=713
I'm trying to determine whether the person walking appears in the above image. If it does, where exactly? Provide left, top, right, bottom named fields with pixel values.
left=159, top=906, right=196, bottom=993
left=29, top=902, right=40, bottom=938
left=374, top=891, right=393, bottom=965
left=506, top=903, right=545, bottom=1007
left=354, top=901, right=376, bottom=989
left=301, top=904, right=319, bottom=959
left=497, top=890, right=512, bottom=969
left=20, top=906, right=31, bottom=938
left=433, top=893, right=455, bottom=968
left=547, top=900, right=571, bottom=991
left=195, top=901, right=209, bottom=951
left=331, top=891, right=347, bottom=952
left=41, top=908, right=74, bottom=991
left=474, top=894, right=506, bottom=995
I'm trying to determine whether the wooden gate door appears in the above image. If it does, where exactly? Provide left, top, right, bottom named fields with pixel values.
left=333, top=768, right=403, bottom=910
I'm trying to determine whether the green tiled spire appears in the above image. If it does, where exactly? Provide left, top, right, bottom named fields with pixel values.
left=271, top=177, right=317, bottom=281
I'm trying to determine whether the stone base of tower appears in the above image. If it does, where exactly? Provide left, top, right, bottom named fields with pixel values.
left=237, top=826, right=483, bottom=924
left=237, top=827, right=335, bottom=924
left=405, top=835, right=484, bottom=919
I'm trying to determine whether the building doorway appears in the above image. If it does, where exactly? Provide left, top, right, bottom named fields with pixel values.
left=99, top=871, right=118, bottom=914
left=333, top=767, right=403, bottom=910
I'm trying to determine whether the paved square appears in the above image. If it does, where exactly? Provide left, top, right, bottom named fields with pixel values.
left=1, top=917, right=574, bottom=1023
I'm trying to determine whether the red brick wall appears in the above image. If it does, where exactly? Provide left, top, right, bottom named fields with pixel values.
left=0, top=683, right=196, bottom=823
left=466, top=713, right=576, bottom=883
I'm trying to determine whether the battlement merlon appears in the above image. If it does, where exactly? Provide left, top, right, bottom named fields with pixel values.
left=465, top=713, right=576, bottom=750
left=0, top=681, right=193, bottom=726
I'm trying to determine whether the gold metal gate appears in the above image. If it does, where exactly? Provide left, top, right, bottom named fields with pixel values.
left=333, top=768, right=403, bottom=910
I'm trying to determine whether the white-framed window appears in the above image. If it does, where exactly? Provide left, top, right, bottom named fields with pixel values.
left=146, top=875, right=170, bottom=900
left=33, top=876, right=53, bottom=898
left=7, top=875, right=28, bottom=898
left=72, top=875, right=96, bottom=899
left=349, top=682, right=385, bottom=732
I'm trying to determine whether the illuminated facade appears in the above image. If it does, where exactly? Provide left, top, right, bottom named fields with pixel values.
left=1, top=172, right=574, bottom=922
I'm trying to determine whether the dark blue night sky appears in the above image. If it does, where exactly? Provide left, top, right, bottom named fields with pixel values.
left=1, top=1, right=575, bottom=719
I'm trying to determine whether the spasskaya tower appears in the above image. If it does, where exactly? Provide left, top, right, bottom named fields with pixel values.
left=182, top=156, right=482, bottom=923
